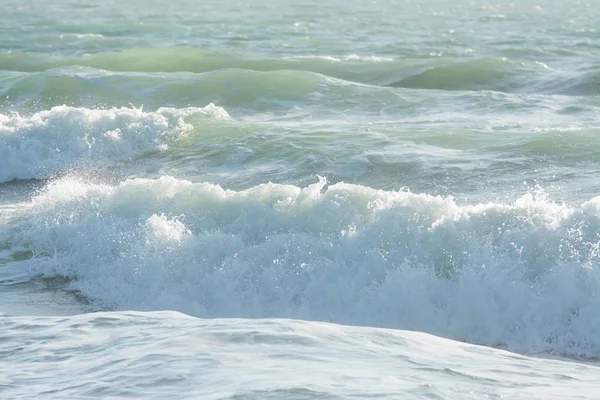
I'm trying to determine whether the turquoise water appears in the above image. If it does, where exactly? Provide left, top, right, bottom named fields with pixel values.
left=2, top=0, right=600, bottom=398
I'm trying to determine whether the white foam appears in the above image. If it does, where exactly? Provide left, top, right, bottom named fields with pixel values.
left=0, top=104, right=229, bottom=183
left=6, top=176, right=600, bottom=356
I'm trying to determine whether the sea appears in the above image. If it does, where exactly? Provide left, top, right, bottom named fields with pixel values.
left=1, top=0, right=600, bottom=398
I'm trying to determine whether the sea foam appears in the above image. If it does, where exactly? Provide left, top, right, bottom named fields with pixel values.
left=0, top=104, right=229, bottom=183
left=5, top=176, right=600, bottom=356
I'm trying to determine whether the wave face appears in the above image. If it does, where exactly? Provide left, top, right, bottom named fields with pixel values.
left=5, top=176, right=600, bottom=357
left=0, top=105, right=228, bottom=183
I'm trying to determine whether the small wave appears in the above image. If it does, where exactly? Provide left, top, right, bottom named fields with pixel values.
left=386, top=57, right=550, bottom=91
left=0, top=104, right=229, bottom=183
left=6, top=176, right=600, bottom=356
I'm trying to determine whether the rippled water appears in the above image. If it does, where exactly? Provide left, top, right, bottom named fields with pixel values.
left=2, top=0, right=600, bottom=398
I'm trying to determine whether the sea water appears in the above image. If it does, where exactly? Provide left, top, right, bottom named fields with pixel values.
left=2, top=0, right=600, bottom=398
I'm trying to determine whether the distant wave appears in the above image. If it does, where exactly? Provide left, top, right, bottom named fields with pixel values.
left=5, top=176, right=600, bottom=356
left=1, top=48, right=598, bottom=95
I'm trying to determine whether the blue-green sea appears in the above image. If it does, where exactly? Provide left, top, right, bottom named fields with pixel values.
left=2, top=0, right=600, bottom=398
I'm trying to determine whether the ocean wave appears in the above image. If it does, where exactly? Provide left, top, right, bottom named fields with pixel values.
left=0, top=48, right=398, bottom=75
left=2, top=48, right=597, bottom=95
left=5, top=176, right=600, bottom=356
left=0, top=67, right=345, bottom=113
left=0, top=104, right=229, bottom=183
left=386, top=57, right=551, bottom=92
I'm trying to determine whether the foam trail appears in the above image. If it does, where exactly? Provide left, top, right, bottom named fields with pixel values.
left=5, top=176, right=600, bottom=356
left=0, top=104, right=229, bottom=183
